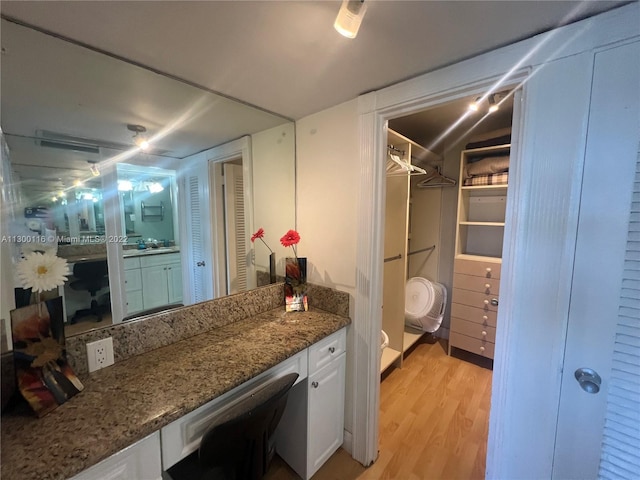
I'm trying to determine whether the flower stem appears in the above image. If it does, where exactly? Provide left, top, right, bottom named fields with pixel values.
left=260, top=238, right=273, bottom=254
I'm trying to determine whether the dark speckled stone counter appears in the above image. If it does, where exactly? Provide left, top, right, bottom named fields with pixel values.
left=1, top=308, right=350, bottom=480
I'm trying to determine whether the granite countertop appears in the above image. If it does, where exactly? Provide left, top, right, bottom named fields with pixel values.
left=59, top=252, right=107, bottom=264
left=122, top=247, right=180, bottom=258
left=1, top=308, right=350, bottom=480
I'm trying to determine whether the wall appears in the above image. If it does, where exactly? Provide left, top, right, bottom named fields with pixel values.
left=295, top=98, right=359, bottom=441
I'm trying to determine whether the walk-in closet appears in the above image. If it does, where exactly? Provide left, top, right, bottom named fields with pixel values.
left=381, top=90, right=514, bottom=372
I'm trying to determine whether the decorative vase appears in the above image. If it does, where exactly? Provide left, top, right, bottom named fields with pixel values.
left=284, top=257, right=308, bottom=312
left=269, top=252, right=277, bottom=284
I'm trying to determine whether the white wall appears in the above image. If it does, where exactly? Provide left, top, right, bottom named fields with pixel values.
left=295, top=99, right=359, bottom=440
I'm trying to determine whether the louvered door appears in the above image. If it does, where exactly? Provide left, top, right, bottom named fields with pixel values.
left=223, top=163, right=248, bottom=294
left=182, top=159, right=213, bottom=304
left=552, top=40, right=639, bottom=479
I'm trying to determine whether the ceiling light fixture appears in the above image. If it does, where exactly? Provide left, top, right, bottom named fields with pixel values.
left=468, top=97, right=481, bottom=112
left=148, top=182, right=164, bottom=193
left=88, top=160, right=100, bottom=177
left=334, top=0, right=368, bottom=39
left=127, top=124, right=150, bottom=151
left=488, top=94, right=499, bottom=113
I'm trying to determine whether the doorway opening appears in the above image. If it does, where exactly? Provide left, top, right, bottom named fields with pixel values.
left=378, top=89, right=516, bottom=477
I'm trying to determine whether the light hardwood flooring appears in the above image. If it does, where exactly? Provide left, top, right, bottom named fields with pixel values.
left=267, top=339, right=493, bottom=480
left=64, top=312, right=112, bottom=337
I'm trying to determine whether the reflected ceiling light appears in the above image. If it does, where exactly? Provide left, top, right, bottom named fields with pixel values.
left=73, top=180, right=83, bottom=187
left=82, top=193, right=94, bottom=201
left=52, top=196, right=58, bottom=202
left=88, top=160, right=100, bottom=177
left=334, top=0, right=368, bottom=39
left=148, top=182, right=164, bottom=193
left=127, top=124, right=150, bottom=151
left=118, top=180, right=133, bottom=191
left=58, top=191, right=66, bottom=197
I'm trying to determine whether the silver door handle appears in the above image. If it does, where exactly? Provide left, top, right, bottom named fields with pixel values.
left=574, top=368, right=601, bottom=394
left=197, top=261, right=206, bottom=267
left=490, top=298, right=499, bottom=306
left=311, top=381, right=319, bottom=389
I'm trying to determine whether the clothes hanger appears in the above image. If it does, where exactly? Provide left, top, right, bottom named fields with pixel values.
left=387, top=149, right=428, bottom=176
left=416, top=166, right=457, bottom=188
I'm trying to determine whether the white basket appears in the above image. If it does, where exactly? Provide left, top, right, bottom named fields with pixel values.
left=404, top=277, right=447, bottom=333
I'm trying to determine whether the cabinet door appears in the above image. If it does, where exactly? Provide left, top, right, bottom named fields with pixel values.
left=70, top=432, right=161, bottom=480
left=141, top=265, right=169, bottom=310
left=166, top=264, right=183, bottom=304
left=307, top=354, right=346, bottom=478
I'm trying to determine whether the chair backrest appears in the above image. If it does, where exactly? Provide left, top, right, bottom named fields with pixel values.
left=72, top=260, right=108, bottom=293
left=198, top=373, right=299, bottom=480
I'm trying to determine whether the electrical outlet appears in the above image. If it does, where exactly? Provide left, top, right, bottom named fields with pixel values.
left=86, top=337, right=115, bottom=372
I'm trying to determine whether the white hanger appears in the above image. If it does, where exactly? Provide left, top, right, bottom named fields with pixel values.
left=387, top=151, right=428, bottom=176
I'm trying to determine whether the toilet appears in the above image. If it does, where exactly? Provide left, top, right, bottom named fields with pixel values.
left=404, top=277, right=447, bottom=333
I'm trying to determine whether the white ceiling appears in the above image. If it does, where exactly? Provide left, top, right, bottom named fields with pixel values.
left=0, top=0, right=629, bottom=121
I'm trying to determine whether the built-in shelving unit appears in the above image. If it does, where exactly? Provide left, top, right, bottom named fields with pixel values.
left=449, top=142, right=510, bottom=360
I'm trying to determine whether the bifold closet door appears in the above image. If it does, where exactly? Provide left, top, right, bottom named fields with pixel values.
left=552, top=40, right=639, bottom=479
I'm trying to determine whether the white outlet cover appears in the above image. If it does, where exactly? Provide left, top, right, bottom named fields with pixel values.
left=86, top=337, right=115, bottom=372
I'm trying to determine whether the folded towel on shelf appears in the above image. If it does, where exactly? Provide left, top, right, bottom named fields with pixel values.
left=464, top=155, right=510, bottom=178
left=463, top=172, right=509, bottom=186
left=465, top=127, right=511, bottom=149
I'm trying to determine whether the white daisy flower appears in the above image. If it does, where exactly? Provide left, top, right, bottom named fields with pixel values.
left=15, top=252, right=70, bottom=293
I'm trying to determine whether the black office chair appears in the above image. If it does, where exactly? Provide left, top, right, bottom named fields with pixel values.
left=69, top=260, right=109, bottom=324
left=167, top=373, right=299, bottom=480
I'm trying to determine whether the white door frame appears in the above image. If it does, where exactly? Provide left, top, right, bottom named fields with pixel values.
left=350, top=4, right=639, bottom=475
left=205, top=136, right=255, bottom=297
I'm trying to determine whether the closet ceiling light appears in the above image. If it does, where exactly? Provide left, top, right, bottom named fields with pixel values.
left=334, top=0, right=368, bottom=39
left=468, top=98, right=481, bottom=112
left=488, top=94, right=499, bottom=113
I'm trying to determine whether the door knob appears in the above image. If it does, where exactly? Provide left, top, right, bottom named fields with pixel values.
left=197, top=261, right=206, bottom=267
left=490, top=298, right=499, bottom=306
left=574, top=368, right=601, bottom=394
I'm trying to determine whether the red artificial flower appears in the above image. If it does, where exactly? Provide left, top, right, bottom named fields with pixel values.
left=280, top=230, right=300, bottom=247
left=251, top=227, right=273, bottom=253
left=251, top=228, right=265, bottom=243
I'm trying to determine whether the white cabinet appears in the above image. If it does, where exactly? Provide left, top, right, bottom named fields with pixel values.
left=276, top=328, right=347, bottom=480
left=70, top=432, right=162, bottom=480
left=123, top=258, right=143, bottom=316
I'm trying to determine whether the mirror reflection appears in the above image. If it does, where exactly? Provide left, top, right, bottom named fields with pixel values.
left=0, top=18, right=296, bottom=339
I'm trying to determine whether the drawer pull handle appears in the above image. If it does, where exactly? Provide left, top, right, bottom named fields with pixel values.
left=491, top=298, right=499, bottom=306
left=486, top=267, right=492, bottom=273
left=312, top=381, right=319, bottom=389
left=484, top=300, right=489, bottom=305
left=482, top=315, right=488, bottom=320
left=485, top=283, right=491, bottom=289
left=482, top=331, right=487, bottom=336
left=328, top=347, right=336, bottom=354
left=480, top=346, right=486, bottom=352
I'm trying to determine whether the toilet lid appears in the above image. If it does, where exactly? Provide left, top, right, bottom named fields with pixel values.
left=405, top=277, right=437, bottom=320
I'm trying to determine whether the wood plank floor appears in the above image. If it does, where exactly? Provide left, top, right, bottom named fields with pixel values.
left=267, top=339, right=493, bottom=480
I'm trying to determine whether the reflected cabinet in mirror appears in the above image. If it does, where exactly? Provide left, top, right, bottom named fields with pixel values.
left=0, top=18, right=296, bottom=338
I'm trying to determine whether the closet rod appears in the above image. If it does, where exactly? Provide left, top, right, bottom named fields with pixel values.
left=407, top=245, right=436, bottom=257
left=387, top=144, right=405, bottom=156
left=384, top=254, right=402, bottom=263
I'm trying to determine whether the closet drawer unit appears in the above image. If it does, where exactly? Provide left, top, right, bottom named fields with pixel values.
left=451, top=317, right=496, bottom=343
left=452, top=288, right=499, bottom=312
left=450, top=303, right=498, bottom=327
left=454, top=258, right=501, bottom=279
left=453, top=273, right=500, bottom=295
left=449, top=332, right=495, bottom=359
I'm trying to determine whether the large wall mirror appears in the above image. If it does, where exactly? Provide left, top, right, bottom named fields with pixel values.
left=0, top=18, right=296, bottom=339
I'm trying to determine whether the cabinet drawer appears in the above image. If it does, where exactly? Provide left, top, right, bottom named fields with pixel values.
left=123, top=257, right=141, bottom=270
left=453, top=273, right=500, bottom=295
left=454, top=258, right=501, bottom=279
left=140, top=253, right=181, bottom=268
left=124, top=268, right=142, bottom=292
left=449, top=332, right=495, bottom=359
left=451, top=317, right=496, bottom=343
left=452, top=288, right=499, bottom=312
left=308, top=328, right=346, bottom=375
left=161, top=349, right=307, bottom=470
left=450, top=303, right=497, bottom=327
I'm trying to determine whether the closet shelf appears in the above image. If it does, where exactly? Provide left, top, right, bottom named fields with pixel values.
left=461, top=143, right=511, bottom=156
left=461, top=185, right=508, bottom=191
left=455, top=253, right=503, bottom=263
left=459, top=221, right=505, bottom=227
left=380, top=348, right=402, bottom=373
